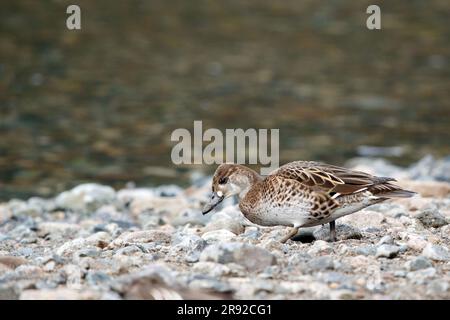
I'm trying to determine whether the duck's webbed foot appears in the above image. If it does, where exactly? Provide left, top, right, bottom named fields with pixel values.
left=280, top=226, right=300, bottom=243
left=329, top=220, right=336, bottom=242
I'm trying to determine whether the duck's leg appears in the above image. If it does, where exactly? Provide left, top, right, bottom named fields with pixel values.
left=280, top=226, right=300, bottom=243
left=329, top=220, right=336, bottom=242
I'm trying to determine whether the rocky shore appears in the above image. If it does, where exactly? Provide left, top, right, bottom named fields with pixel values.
left=1, top=156, right=449, bottom=300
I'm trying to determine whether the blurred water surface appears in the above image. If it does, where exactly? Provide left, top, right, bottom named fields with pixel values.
left=0, top=0, right=449, bottom=200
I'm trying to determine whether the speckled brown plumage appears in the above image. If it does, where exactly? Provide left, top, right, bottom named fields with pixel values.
left=204, top=161, right=416, bottom=242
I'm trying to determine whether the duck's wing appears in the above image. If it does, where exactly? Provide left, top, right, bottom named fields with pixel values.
left=270, top=161, right=397, bottom=196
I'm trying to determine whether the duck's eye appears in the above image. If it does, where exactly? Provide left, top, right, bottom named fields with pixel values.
left=219, top=177, right=228, bottom=184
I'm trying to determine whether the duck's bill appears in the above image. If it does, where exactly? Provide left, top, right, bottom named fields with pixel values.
left=202, top=192, right=224, bottom=215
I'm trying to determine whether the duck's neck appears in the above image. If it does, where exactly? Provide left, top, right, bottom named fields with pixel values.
left=237, top=166, right=262, bottom=200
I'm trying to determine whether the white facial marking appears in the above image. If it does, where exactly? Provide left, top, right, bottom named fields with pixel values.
left=217, top=191, right=223, bottom=197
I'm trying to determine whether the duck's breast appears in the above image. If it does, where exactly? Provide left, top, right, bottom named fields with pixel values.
left=239, top=176, right=314, bottom=227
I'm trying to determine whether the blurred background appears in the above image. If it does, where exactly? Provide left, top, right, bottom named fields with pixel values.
left=0, top=0, right=449, bottom=200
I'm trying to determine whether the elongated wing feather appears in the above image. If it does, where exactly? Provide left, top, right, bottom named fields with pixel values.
left=271, top=161, right=395, bottom=195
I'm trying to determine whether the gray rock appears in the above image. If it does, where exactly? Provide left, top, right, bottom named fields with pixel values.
left=85, top=231, right=111, bottom=247
left=73, top=248, right=101, bottom=259
left=8, top=225, right=36, bottom=241
left=415, top=208, right=448, bottom=228
left=192, top=262, right=234, bottom=277
left=307, top=240, right=333, bottom=255
left=354, top=245, right=376, bottom=256
left=307, top=256, right=336, bottom=271
left=313, top=223, right=362, bottom=241
left=422, top=243, right=449, bottom=261
left=0, top=285, right=19, bottom=300
left=408, top=155, right=450, bottom=182
left=202, top=229, right=237, bottom=242
left=117, top=264, right=178, bottom=288
left=171, top=232, right=207, bottom=262
left=43, top=261, right=56, bottom=272
left=288, top=253, right=313, bottom=266
left=426, top=279, right=449, bottom=295
left=406, top=256, right=433, bottom=271
left=363, top=227, right=383, bottom=233
left=16, top=247, right=34, bottom=258
left=247, top=279, right=275, bottom=294
left=241, top=227, right=261, bottom=240
left=138, top=210, right=165, bottom=229
left=55, top=183, right=116, bottom=213
left=187, top=275, right=232, bottom=293
left=63, top=264, right=83, bottom=287
left=115, top=245, right=144, bottom=256
left=204, top=217, right=245, bottom=235
left=259, top=265, right=280, bottom=279
left=85, top=271, right=112, bottom=286
left=393, top=270, right=407, bottom=278
left=7, top=199, right=44, bottom=217
left=319, top=272, right=351, bottom=285
left=377, top=235, right=394, bottom=246
left=37, top=222, right=81, bottom=239
left=14, top=265, right=44, bottom=279
left=56, top=238, right=88, bottom=256
left=406, top=267, right=437, bottom=285
left=109, top=230, right=171, bottom=248
left=35, top=274, right=65, bottom=290
left=200, top=242, right=276, bottom=271
left=376, top=244, right=400, bottom=258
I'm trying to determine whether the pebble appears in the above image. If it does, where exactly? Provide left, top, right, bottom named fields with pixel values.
left=109, top=230, right=171, bottom=248
left=376, top=245, right=400, bottom=259
left=307, top=240, right=333, bottom=255
left=415, top=208, right=448, bottom=228
left=56, top=238, right=88, bottom=256
left=307, top=256, right=336, bottom=271
left=170, top=232, right=207, bottom=262
left=405, top=256, right=433, bottom=271
left=204, top=217, right=244, bottom=235
left=241, top=227, right=261, bottom=240
left=422, top=243, right=449, bottom=261
left=354, top=245, right=376, bottom=256
left=192, top=262, right=233, bottom=277
left=406, top=268, right=437, bottom=285
left=200, top=242, right=276, bottom=271
left=377, top=235, right=394, bottom=246
left=313, top=224, right=362, bottom=241
left=426, top=280, right=449, bottom=295
left=202, top=229, right=237, bottom=242
left=55, top=183, right=116, bottom=213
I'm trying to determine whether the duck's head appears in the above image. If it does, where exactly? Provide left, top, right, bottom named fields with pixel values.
left=202, top=163, right=261, bottom=215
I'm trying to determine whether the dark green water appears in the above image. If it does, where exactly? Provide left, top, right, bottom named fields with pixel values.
left=1, top=0, right=449, bottom=200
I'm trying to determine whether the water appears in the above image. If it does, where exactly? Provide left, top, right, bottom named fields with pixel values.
left=1, top=0, right=449, bottom=200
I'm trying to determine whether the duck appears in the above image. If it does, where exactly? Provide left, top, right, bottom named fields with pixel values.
left=202, top=161, right=415, bottom=242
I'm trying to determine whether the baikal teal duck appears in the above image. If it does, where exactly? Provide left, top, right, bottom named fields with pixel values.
left=203, top=161, right=415, bottom=242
